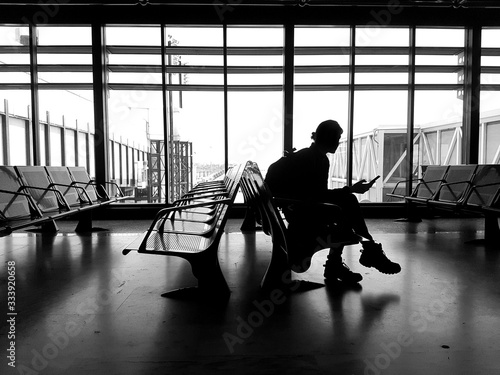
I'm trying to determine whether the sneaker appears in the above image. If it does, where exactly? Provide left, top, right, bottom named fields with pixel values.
left=324, top=257, right=363, bottom=284
left=359, top=242, right=401, bottom=274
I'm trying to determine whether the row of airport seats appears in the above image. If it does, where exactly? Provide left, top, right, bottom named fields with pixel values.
left=0, top=165, right=128, bottom=236
left=122, top=162, right=248, bottom=300
left=387, top=164, right=500, bottom=243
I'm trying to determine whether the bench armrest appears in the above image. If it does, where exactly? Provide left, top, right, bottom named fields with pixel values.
left=173, top=192, right=229, bottom=204
left=272, top=196, right=342, bottom=213
left=139, top=199, right=232, bottom=250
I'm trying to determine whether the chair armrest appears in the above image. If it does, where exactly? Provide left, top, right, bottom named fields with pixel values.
left=103, top=181, right=126, bottom=198
left=413, top=178, right=446, bottom=197
left=389, top=178, right=411, bottom=195
left=18, top=185, right=71, bottom=211
left=48, top=182, right=94, bottom=205
left=73, top=179, right=110, bottom=200
left=0, top=188, right=34, bottom=199
left=434, top=180, right=473, bottom=202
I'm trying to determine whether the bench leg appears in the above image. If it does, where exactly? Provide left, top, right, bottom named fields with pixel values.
left=40, top=219, right=59, bottom=234
left=240, top=207, right=261, bottom=231
left=484, top=214, right=500, bottom=244
left=162, top=249, right=230, bottom=300
left=25, top=219, right=59, bottom=234
left=75, top=210, right=107, bottom=233
left=261, top=242, right=291, bottom=292
left=395, top=200, right=423, bottom=222
left=465, top=214, right=500, bottom=246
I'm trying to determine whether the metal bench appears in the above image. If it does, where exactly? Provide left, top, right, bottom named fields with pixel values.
left=122, top=162, right=247, bottom=300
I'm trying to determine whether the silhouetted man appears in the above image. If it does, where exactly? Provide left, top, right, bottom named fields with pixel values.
left=266, top=120, right=401, bottom=284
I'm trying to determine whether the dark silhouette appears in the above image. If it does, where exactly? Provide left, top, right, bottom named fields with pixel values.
left=265, top=120, right=401, bottom=284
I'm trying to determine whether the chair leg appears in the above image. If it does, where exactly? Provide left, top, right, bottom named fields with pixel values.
left=484, top=214, right=500, bottom=244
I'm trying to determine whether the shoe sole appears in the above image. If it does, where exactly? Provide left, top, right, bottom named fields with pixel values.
left=359, top=259, right=401, bottom=274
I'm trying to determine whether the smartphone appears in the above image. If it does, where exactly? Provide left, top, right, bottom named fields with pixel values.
left=370, top=175, right=381, bottom=184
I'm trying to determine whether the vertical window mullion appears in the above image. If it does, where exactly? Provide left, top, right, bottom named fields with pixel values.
left=161, top=24, right=169, bottom=203
left=407, top=26, right=416, bottom=197
left=29, top=24, right=41, bottom=166
left=283, top=23, right=294, bottom=154
left=223, top=24, right=228, bottom=171
left=346, top=25, right=355, bottom=187
left=463, top=25, right=481, bottom=165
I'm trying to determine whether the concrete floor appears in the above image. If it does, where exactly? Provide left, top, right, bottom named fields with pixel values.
left=1, top=217, right=499, bottom=375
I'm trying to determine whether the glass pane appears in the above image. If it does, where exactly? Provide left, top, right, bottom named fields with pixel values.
left=164, top=26, right=224, bottom=202
left=0, top=26, right=32, bottom=166
left=106, top=26, right=162, bottom=89
left=353, top=91, right=408, bottom=202
left=356, top=27, right=409, bottom=47
left=227, top=26, right=283, bottom=87
left=106, top=26, right=161, bottom=46
left=481, top=28, right=500, bottom=164
left=295, top=27, right=350, bottom=87
left=294, top=26, right=350, bottom=191
left=416, top=28, right=464, bottom=86
left=485, top=122, right=500, bottom=163
left=353, top=27, right=409, bottom=202
left=416, top=28, right=464, bottom=48
left=107, top=90, right=161, bottom=200
left=38, top=90, right=94, bottom=130
left=177, top=91, right=224, bottom=184
left=10, top=118, right=27, bottom=165
left=50, top=126, right=62, bottom=166
left=37, top=26, right=91, bottom=45
left=415, top=90, right=463, bottom=165
left=65, top=129, right=76, bottom=166
left=295, top=26, right=350, bottom=47
left=228, top=91, right=283, bottom=176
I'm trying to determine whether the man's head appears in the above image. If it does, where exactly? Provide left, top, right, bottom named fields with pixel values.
left=311, top=120, right=343, bottom=153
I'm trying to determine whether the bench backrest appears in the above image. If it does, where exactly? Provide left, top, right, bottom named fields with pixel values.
left=436, top=164, right=478, bottom=203
left=15, top=166, right=64, bottom=214
left=45, top=166, right=83, bottom=207
left=464, top=164, right=500, bottom=208
left=0, top=166, right=39, bottom=221
left=412, top=165, right=449, bottom=199
left=241, top=162, right=288, bottom=253
left=67, top=166, right=100, bottom=202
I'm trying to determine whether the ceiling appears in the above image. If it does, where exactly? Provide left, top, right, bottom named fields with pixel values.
left=0, top=0, right=499, bottom=8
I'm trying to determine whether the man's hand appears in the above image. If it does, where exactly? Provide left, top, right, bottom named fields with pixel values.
left=350, top=178, right=377, bottom=194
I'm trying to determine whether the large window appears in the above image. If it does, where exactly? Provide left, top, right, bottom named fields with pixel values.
left=1, top=22, right=497, bottom=205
